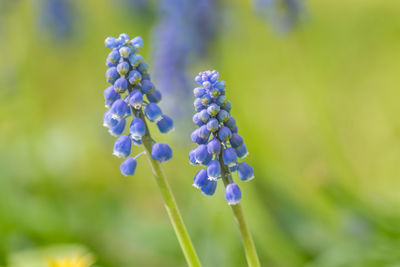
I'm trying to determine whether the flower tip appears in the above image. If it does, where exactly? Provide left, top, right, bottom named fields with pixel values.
left=227, top=200, right=240, bottom=205
left=192, top=183, right=201, bottom=189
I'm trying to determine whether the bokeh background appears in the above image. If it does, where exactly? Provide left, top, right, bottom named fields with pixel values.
left=1, top=0, right=400, bottom=266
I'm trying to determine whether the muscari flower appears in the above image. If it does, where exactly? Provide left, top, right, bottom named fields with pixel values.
left=189, top=70, right=255, bottom=205
left=151, top=0, right=219, bottom=118
left=39, top=0, right=76, bottom=41
left=103, top=33, right=174, bottom=176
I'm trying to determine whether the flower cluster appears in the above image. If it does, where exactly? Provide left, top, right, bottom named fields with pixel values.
left=189, top=71, right=254, bottom=205
left=39, top=0, right=76, bottom=40
left=151, top=0, right=218, bottom=117
left=103, top=33, right=174, bottom=176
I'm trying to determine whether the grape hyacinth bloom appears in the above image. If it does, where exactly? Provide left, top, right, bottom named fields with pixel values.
left=189, top=70, right=260, bottom=266
left=190, top=70, right=255, bottom=205
left=102, top=34, right=200, bottom=266
left=103, top=33, right=175, bottom=174
left=151, top=0, right=218, bottom=118
left=38, top=0, right=77, bottom=41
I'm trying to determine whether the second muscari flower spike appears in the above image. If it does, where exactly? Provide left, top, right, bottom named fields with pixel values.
left=189, top=70, right=255, bottom=205
left=103, top=33, right=174, bottom=175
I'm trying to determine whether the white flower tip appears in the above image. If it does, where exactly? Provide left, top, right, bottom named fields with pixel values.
left=228, top=200, right=240, bottom=205
left=192, top=184, right=201, bottom=189
left=244, top=175, right=255, bottom=182
left=208, top=177, right=218, bottom=181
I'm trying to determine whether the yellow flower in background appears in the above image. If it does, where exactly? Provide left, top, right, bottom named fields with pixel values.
left=47, top=254, right=93, bottom=267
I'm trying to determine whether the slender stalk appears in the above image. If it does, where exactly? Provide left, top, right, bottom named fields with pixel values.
left=137, top=110, right=201, bottom=267
left=219, top=155, right=261, bottom=267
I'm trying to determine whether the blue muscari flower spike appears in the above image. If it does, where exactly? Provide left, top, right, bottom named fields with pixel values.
left=102, top=34, right=174, bottom=176
left=189, top=70, right=255, bottom=205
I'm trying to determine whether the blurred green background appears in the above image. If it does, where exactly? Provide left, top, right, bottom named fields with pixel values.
left=1, top=0, right=400, bottom=266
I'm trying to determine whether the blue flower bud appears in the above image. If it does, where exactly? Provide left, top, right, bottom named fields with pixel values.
left=194, top=98, right=205, bottom=112
left=202, top=81, right=211, bottom=89
left=224, top=116, right=236, bottom=129
left=119, top=33, right=130, bottom=42
left=235, top=143, right=248, bottom=159
left=207, top=138, right=221, bottom=155
left=117, top=61, right=130, bottom=76
left=221, top=100, right=232, bottom=112
left=192, top=113, right=204, bottom=127
left=157, top=115, right=174, bottom=133
left=207, top=103, right=220, bottom=116
left=199, top=109, right=210, bottom=123
left=105, top=37, right=118, bottom=48
left=218, top=126, right=232, bottom=141
left=146, top=89, right=162, bottom=103
left=193, top=169, right=208, bottom=189
left=229, top=133, right=244, bottom=148
left=113, top=77, right=128, bottom=93
left=201, top=94, right=212, bottom=105
left=191, top=129, right=207, bottom=145
left=110, top=99, right=129, bottom=119
left=137, top=62, right=149, bottom=74
left=113, top=135, right=132, bottom=158
left=142, top=73, right=151, bottom=80
left=104, top=86, right=119, bottom=101
left=224, top=183, right=241, bottom=205
left=189, top=149, right=198, bottom=165
left=216, top=95, right=227, bottom=106
left=129, top=118, right=146, bottom=140
left=217, top=110, right=229, bottom=123
left=207, top=160, right=221, bottom=181
left=209, top=87, right=220, bottom=98
left=130, top=36, right=143, bottom=50
left=107, top=50, right=120, bottom=64
left=128, top=90, right=143, bottom=109
left=201, top=150, right=213, bottom=166
left=103, top=110, right=118, bottom=128
left=109, top=117, right=126, bottom=136
left=106, top=59, right=117, bottom=67
left=144, top=103, right=162, bottom=122
left=193, top=87, right=206, bottom=98
left=232, top=125, right=238, bottom=133
left=128, top=70, right=142, bottom=85
left=238, top=162, right=254, bottom=181
left=215, top=80, right=226, bottom=92
left=206, top=118, right=219, bottom=132
left=141, top=80, right=155, bottom=94
left=198, top=125, right=211, bottom=140
left=129, top=54, right=143, bottom=67
left=119, top=46, right=131, bottom=58
left=151, top=143, right=172, bottom=162
left=120, top=157, right=137, bottom=176
left=201, top=179, right=217, bottom=196
left=106, top=67, right=119, bottom=84
left=222, top=147, right=237, bottom=167
left=194, top=144, right=210, bottom=164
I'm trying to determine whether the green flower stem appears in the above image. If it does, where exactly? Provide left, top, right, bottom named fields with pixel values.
left=219, top=155, right=261, bottom=267
left=137, top=110, right=201, bottom=267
